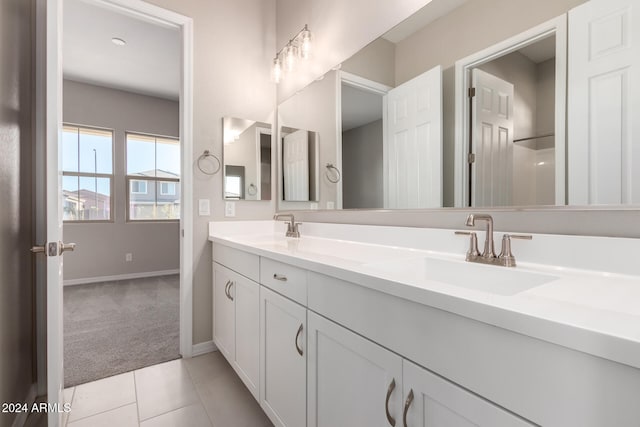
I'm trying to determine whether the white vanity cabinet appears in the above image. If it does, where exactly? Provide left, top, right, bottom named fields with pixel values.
left=307, top=310, right=530, bottom=427
left=211, top=246, right=261, bottom=400
left=259, top=285, right=307, bottom=427
left=307, top=311, right=403, bottom=427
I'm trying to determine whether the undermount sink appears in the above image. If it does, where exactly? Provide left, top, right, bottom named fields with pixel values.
left=364, top=256, right=558, bottom=296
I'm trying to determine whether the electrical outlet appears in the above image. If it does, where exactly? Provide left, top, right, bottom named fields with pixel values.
left=225, top=201, right=236, bottom=217
left=125, top=253, right=133, bottom=262
left=310, top=203, right=319, bottom=210
left=326, top=201, right=335, bottom=209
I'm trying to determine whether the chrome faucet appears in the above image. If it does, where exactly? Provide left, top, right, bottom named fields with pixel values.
left=273, top=213, right=301, bottom=238
left=465, top=213, right=495, bottom=258
left=455, top=213, right=531, bottom=267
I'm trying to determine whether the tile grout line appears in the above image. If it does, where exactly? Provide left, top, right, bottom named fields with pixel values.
left=133, top=369, right=141, bottom=426
left=183, top=357, right=217, bottom=427
left=67, top=402, right=137, bottom=425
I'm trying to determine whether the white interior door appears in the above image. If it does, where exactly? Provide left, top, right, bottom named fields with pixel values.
left=471, top=68, right=514, bottom=207
left=283, top=129, right=309, bottom=201
left=568, top=0, right=640, bottom=205
left=385, top=65, right=442, bottom=208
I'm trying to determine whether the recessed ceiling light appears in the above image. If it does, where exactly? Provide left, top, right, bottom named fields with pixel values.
left=111, top=37, right=126, bottom=46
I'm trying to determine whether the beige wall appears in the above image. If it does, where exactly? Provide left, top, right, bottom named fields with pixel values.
left=278, top=70, right=339, bottom=210
left=341, top=38, right=396, bottom=87
left=342, top=119, right=384, bottom=209
left=0, top=0, right=35, bottom=422
left=144, top=0, right=276, bottom=345
left=63, top=80, right=180, bottom=281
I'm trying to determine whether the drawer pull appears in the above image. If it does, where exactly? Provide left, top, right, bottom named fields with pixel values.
left=386, top=378, right=396, bottom=426
left=403, top=389, right=414, bottom=427
left=228, top=281, right=234, bottom=301
left=273, top=273, right=288, bottom=282
left=295, top=323, right=304, bottom=356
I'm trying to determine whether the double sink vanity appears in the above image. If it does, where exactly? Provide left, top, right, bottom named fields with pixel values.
left=209, top=218, right=640, bottom=427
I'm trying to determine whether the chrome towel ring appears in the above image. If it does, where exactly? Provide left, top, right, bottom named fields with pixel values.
left=197, top=150, right=221, bottom=175
left=325, top=163, right=341, bottom=183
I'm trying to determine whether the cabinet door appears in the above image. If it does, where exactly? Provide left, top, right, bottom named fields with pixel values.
left=307, top=311, right=403, bottom=427
left=260, top=286, right=307, bottom=427
left=233, top=274, right=260, bottom=400
left=212, top=263, right=235, bottom=361
left=402, top=360, right=533, bottom=427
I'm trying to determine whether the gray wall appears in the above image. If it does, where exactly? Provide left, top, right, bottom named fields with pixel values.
left=394, top=0, right=588, bottom=207
left=0, top=0, right=35, bottom=423
left=342, top=119, right=384, bottom=209
left=341, top=38, right=396, bottom=87
left=63, top=80, right=180, bottom=281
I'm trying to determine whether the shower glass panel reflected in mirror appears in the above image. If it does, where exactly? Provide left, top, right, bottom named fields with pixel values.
left=281, top=126, right=319, bottom=202
left=223, top=117, right=272, bottom=201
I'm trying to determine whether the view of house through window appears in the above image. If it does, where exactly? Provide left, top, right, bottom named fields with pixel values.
left=126, top=133, right=180, bottom=220
left=62, top=125, right=113, bottom=221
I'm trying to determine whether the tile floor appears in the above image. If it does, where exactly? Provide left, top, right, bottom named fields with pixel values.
left=62, top=351, right=273, bottom=427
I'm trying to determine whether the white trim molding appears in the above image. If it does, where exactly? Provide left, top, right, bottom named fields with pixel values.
left=454, top=15, right=568, bottom=207
left=63, top=269, right=180, bottom=286
left=192, top=341, right=218, bottom=357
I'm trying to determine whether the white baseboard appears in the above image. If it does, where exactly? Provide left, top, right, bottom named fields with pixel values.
left=12, top=383, right=37, bottom=427
left=64, top=269, right=180, bottom=286
left=191, top=340, right=218, bottom=357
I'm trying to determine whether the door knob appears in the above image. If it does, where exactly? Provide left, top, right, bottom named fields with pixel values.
left=30, top=242, right=76, bottom=256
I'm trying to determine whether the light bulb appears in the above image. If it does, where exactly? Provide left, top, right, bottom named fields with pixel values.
left=300, top=27, right=312, bottom=59
left=271, top=58, right=282, bottom=84
left=285, top=43, right=297, bottom=72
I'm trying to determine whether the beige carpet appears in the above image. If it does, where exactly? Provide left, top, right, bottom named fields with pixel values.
left=63, top=274, right=180, bottom=387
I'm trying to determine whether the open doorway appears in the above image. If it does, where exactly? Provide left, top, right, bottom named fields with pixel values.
left=61, top=0, right=182, bottom=387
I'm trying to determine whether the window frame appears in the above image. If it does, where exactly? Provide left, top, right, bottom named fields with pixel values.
left=160, top=181, right=176, bottom=196
left=125, top=131, right=181, bottom=222
left=130, top=179, right=148, bottom=195
left=62, top=123, right=115, bottom=223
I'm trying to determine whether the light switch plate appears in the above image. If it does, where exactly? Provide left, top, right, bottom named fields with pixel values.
left=225, top=201, right=236, bottom=217
left=198, top=199, right=210, bottom=216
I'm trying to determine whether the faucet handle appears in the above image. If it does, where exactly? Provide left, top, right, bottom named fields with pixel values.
left=499, top=234, right=532, bottom=267
left=455, top=231, right=479, bottom=258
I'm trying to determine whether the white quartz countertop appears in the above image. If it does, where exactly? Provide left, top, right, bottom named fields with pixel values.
left=209, top=221, right=640, bottom=370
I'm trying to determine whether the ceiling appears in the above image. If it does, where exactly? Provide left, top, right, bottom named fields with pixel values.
left=518, top=35, right=556, bottom=64
left=382, top=0, right=469, bottom=43
left=63, top=0, right=180, bottom=100
left=341, top=84, right=383, bottom=132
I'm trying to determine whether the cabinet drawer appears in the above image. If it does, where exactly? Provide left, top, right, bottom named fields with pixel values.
left=260, top=257, right=307, bottom=305
left=212, top=243, right=259, bottom=282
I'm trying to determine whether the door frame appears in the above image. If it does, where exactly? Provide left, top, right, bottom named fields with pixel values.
left=36, top=0, right=195, bottom=401
left=336, top=71, right=391, bottom=208
left=453, top=15, right=567, bottom=207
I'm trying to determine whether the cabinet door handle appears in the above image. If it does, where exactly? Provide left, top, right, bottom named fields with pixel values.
left=402, top=389, right=414, bottom=427
left=273, top=273, right=288, bottom=282
left=224, top=280, right=231, bottom=298
left=295, top=323, right=304, bottom=356
left=228, top=281, right=234, bottom=301
left=385, top=378, right=396, bottom=426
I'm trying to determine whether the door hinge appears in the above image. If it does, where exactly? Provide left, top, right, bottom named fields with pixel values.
left=468, top=153, right=476, bottom=164
left=468, top=87, right=476, bottom=98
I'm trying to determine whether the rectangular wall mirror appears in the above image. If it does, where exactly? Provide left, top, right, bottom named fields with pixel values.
left=223, top=116, right=272, bottom=201
left=275, top=0, right=639, bottom=212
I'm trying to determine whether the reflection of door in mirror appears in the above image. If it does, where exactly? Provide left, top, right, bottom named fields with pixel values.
left=281, top=127, right=319, bottom=202
left=468, top=35, right=557, bottom=207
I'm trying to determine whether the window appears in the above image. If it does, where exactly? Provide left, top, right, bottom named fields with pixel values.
left=126, top=133, right=180, bottom=221
left=160, top=182, right=176, bottom=196
left=130, top=180, right=148, bottom=194
left=62, top=125, right=113, bottom=221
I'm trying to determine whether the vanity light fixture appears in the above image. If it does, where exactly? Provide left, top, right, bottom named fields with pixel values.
left=111, top=37, right=126, bottom=46
left=271, top=25, right=312, bottom=84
